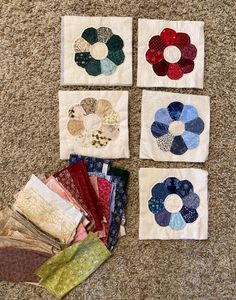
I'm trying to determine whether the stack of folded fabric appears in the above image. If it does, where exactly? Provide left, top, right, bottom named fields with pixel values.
left=0, top=155, right=129, bottom=298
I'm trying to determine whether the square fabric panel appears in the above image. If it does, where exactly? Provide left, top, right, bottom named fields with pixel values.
left=61, top=16, right=132, bottom=86
left=59, top=90, right=130, bottom=159
left=140, top=91, right=210, bottom=162
left=139, top=168, right=208, bottom=240
left=137, top=19, right=204, bottom=88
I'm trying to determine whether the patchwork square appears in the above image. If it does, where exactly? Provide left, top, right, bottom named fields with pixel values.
left=140, top=91, right=210, bottom=162
left=59, top=90, right=130, bottom=159
left=139, top=168, right=208, bottom=240
left=61, top=16, right=132, bottom=86
left=137, top=19, right=204, bottom=88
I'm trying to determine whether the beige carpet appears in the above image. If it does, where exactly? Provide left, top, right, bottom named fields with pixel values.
left=0, top=0, right=235, bottom=299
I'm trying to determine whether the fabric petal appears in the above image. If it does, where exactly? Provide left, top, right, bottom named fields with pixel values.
left=185, top=117, right=205, bottom=134
left=151, top=121, right=169, bottom=138
left=95, top=100, right=113, bottom=118
left=175, top=33, right=190, bottom=48
left=178, top=57, right=194, bottom=74
left=67, top=119, right=85, bottom=136
left=81, top=27, right=98, bottom=45
left=181, top=131, right=200, bottom=149
left=85, top=59, right=101, bottom=76
left=154, top=209, right=171, bottom=227
left=167, top=63, right=183, bottom=80
left=97, top=27, right=113, bottom=43
left=182, top=192, right=200, bottom=209
left=153, top=60, right=169, bottom=76
left=73, top=37, right=91, bottom=53
left=148, top=197, right=165, bottom=214
left=180, top=206, right=198, bottom=223
left=156, top=133, right=174, bottom=152
left=167, top=101, right=184, bottom=120
left=177, top=180, right=193, bottom=198
left=163, top=177, right=181, bottom=194
left=74, top=52, right=92, bottom=68
left=106, top=35, right=124, bottom=51
left=179, top=105, right=199, bottom=123
left=160, top=28, right=177, bottom=44
left=151, top=182, right=169, bottom=200
left=155, top=108, right=173, bottom=125
left=170, top=135, right=188, bottom=155
left=100, top=124, right=119, bottom=140
left=181, top=44, right=197, bottom=60
left=146, top=48, right=163, bottom=65
left=169, top=212, right=186, bottom=230
left=107, top=50, right=125, bottom=65
left=100, top=58, right=117, bottom=75
left=149, top=35, right=166, bottom=51
left=80, top=98, right=97, bottom=114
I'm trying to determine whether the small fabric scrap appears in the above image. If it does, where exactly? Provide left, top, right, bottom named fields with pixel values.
left=140, top=91, right=210, bottom=162
left=139, top=168, right=208, bottom=240
left=69, top=154, right=111, bottom=173
left=61, top=16, right=132, bottom=86
left=36, top=232, right=111, bottom=299
left=137, top=19, right=204, bottom=88
left=59, top=90, right=130, bottom=159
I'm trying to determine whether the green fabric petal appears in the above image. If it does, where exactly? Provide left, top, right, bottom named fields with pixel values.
left=81, top=27, right=98, bottom=45
left=106, top=34, right=124, bottom=51
left=107, top=50, right=125, bottom=65
left=85, top=59, right=102, bottom=76
left=74, top=52, right=92, bottom=68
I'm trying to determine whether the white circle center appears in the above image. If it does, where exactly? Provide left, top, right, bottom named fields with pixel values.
left=163, top=46, right=181, bottom=63
left=169, top=121, right=185, bottom=136
left=164, top=194, right=183, bottom=213
left=90, top=42, right=108, bottom=60
left=83, top=114, right=101, bottom=131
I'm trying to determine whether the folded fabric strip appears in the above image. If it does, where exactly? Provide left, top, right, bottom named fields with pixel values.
left=0, top=247, right=51, bottom=283
left=36, top=232, right=111, bottom=299
left=0, top=207, right=61, bottom=254
left=69, top=154, right=111, bottom=173
left=13, top=175, right=83, bottom=244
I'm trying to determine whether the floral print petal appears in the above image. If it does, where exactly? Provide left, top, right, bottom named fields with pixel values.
left=102, top=111, right=120, bottom=125
left=68, top=104, right=86, bottom=119
left=175, top=33, right=190, bottom=48
left=149, top=35, right=166, bottom=51
left=167, top=101, right=184, bottom=120
left=180, top=206, right=198, bottom=223
left=163, top=177, right=181, bottom=194
left=80, top=98, right=97, bottom=114
left=156, top=133, right=174, bottom=152
left=97, top=27, right=113, bottom=43
left=146, top=49, right=163, bottom=65
left=170, top=135, right=188, bottom=155
left=73, top=37, right=91, bottom=53
left=182, top=192, right=200, bottom=209
left=181, top=44, right=197, bottom=60
left=85, top=59, right=101, bottom=76
left=185, top=117, right=205, bottom=134
left=100, top=58, right=117, bottom=75
left=81, top=27, right=98, bottom=45
left=169, top=213, right=186, bottom=230
left=96, top=99, right=113, bottom=118
left=100, top=124, right=119, bottom=140
left=153, top=60, right=169, bottom=76
left=155, top=108, right=173, bottom=125
left=151, top=183, right=169, bottom=201
left=148, top=197, right=165, bottom=214
left=177, top=180, right=193, bottom=198
left=179, top=105, right=198, bottom=123
left=181, top=131, right=200, bottom=149
left=154, top=209, right=171, bottom=227
left=107, top=50, right=125, bottom=65
left=92, top=130, right=110, bottom=147
left=74, top=52, right=92, bottom=68
left=106, top=35, right=124, bottom=51
left=160, top=28, right=177, bottom=44
left=178, top=57, right=194, bottom=74
left=67, top=119, right=85, bottom=136
left=167, top=63, right=183, bottom=80
left=151, top=121, right=169, bottom=138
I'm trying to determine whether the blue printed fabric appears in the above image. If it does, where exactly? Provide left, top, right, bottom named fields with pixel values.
left=69, top=154, right=112, bottom=173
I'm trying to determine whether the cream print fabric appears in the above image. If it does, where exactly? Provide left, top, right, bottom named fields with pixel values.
left=61, top=16, right=132, bottom=86
left=137, top=19, right=204, bottom=88
left=59, top=90, right=130, bottom=159
left=140, top=91, right=210, bottom=162
left=139, top=168, right=208, bottom=240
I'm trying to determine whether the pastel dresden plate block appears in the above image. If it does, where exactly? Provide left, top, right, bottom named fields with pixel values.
left=137, top=19, right=204, bottom=88
left=61, top=16, right=132, bottom=86
left=140, top=91, right=210, bottom=162
left=139, top=168, right=208, bottom=240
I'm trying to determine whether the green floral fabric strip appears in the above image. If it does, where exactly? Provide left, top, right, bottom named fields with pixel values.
left=36, top=232, right=111, bottom=298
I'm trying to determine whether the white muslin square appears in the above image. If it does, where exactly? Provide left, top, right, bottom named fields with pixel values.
left=137, top=19, right=204, bottom=88
left=59, top=90, right=130, bottom=159
left=139, top=168, right=208, bottom=240
left=61, top=16, right=132, bottom=86
left=140, top=91, right=210, bottom=162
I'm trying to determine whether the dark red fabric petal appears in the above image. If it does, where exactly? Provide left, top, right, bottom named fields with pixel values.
left=175, top=32, right=190, bottom=48
left=148, top=35, right=166, bottom=51
left=181, top=44, right=197, bottom=60
left=167, top=63, right=183, bottom=80
left=178, top=57, right=194, bottom=74
left=153, top=60, right=169, bottom=76
left=146, top=48, right=163, bottom=65
left=160, top=28, right=176, bottom=44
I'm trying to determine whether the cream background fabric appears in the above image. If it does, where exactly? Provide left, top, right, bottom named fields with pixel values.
left=59, top=90, right=130, bottom=159
left=61, top=16, right=132, bottom=86
left=137, top=19, right=204, bottom=88
left=139, top=168, right=208, bottom=240
left=140, top=90, right=210, bottom=162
